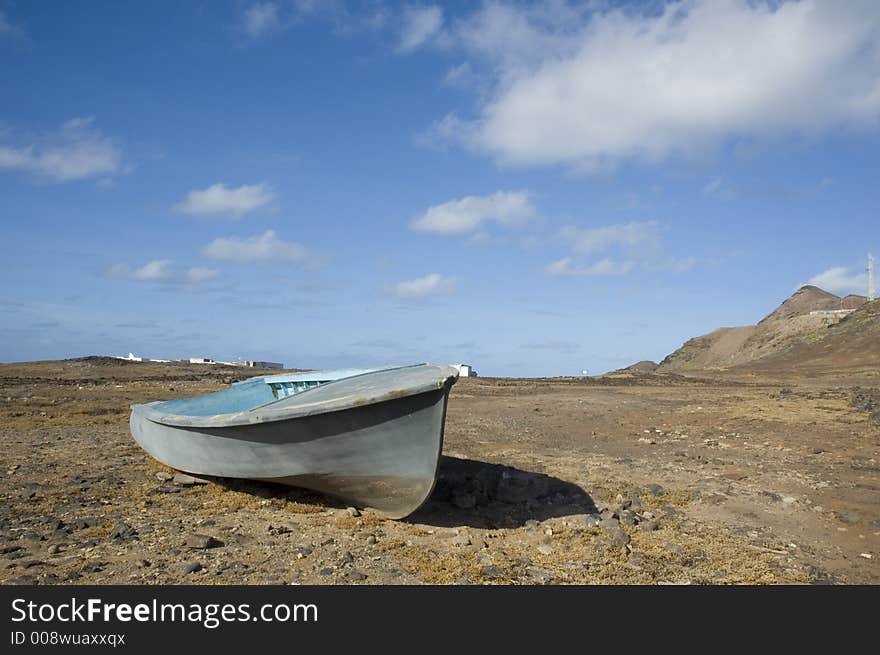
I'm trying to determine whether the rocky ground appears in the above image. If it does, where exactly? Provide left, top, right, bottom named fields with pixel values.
left=1, top=359, right=878, bottom=584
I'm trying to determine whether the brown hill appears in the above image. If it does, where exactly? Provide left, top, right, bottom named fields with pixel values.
left=746, top=298, right=880, bottom=374
left=613, top=360, right=659, bottom=374
left=758, top=285, right=840, bottom=323
left=658, top=286, right=872, bottom=373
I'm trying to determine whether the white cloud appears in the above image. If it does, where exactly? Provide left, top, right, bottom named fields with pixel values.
left=174, top=183, right=274, bottom=218
left=410, top=190, right=535, bottom=235
left=385, top=273, right=457, bottom=298
left=560, top=221, right=660, bottom=255
left=432, top=0, right=880, bottom=169
left=202, top=230, right=321, bottom=266
left=105, top=260, right=218, bottom=285
left=398, top=5, right=443, bottom=52
left=0, top=118, right=123, bottom=182
left=243, top=3, right=280, bottom=38
left=808, top=266, right=868, bottom=296
left=547, top=220, right=695, bottom=276
left=544, top=256, right=634, bottom=277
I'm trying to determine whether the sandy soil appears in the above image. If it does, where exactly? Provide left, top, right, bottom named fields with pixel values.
left=1, top=359, right=877, bottom=585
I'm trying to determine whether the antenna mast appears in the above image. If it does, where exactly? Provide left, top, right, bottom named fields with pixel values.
left=869, top=253, right=876, bottom=301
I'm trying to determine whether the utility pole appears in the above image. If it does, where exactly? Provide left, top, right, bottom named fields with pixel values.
left=869, top=253, right=876, bottom=301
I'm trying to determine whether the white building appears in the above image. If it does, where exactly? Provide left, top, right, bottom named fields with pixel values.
left=455, top=363, right=477, bottom=377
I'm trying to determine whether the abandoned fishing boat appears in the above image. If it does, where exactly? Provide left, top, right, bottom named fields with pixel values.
left=129, top=363, right=459, bottom=518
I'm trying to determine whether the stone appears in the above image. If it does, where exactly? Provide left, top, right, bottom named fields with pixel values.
left=536, top=544, right=553, bottom=555
left=604, top=527, right=631, bottom=549
left=347, top=570, right=368, bottom=581
left=452, top=491, right=477, bottom=509
left=172, top=473, right=209, bottom=486
left=154, top=472, right=173, bottom=481
left=640, top=520, right=660, bottom=532
left=480, top=565, right=505, bottom=578
left=180, top=562, right=202, bottom=574
left=318, top=568, right=334, bottom=576
left=628, top=498, right=644, bottom=513
left=600, top=509, right=619, bottom=520
left=644, top=484, right=665, bottom=497
left=451, top=534, right=472, bottom=547
left=47, top=544, right=61, bottom=554
left=599, top=518, right=620, bottom=529
left=185, top=533, right=220, bottom=549
left=619, top=511, right=638, bottom=527
left=345, top=507, right=360, bottom=517
left=109, top=523, right=138, bottom=542
left=584, top=514, right=602, bottom=528
left=366, top=535, right=378, bottom=545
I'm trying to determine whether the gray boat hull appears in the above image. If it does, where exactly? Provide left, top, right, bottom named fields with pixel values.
left=130, top=366, right=457, bottom=518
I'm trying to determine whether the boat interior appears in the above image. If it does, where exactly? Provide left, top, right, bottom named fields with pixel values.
left=152, top=368, right=382, bottom=417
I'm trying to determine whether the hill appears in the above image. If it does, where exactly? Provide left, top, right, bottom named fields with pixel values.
left=658, top=286, right=872, bottom=373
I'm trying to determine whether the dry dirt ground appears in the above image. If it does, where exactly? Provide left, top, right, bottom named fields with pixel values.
left=1, top=359, right=878, bottom=585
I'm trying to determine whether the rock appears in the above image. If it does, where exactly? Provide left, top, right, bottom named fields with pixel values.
left=619, top=511, right=638, bottom=527
left=496, top=470, right=550, bottom=504
left=366, top=535, right=378, bottom=545
left=340, top=552, right=354, bottom=566
left=644, top=484, right=665, bottom=497
left=172, top=473, right=209, bottom=486
left=73, top=517, right=99, bottom=531
left=599, top=518, right=620, bottom=529
left=480, top=565, right=505, bottom=578
left=267, top=525, right=292, bottom=536
left=155, top=472, right=173, bottom=481
left=109, top=523, right=138, bottom=542
left=604, top=527, right=631, bottom=549
left=185, top=534, right=221, bottom=549
left=627, top=553, right=645, bottom=568
left=345, top=507, right=360, bottom=517
left=180, top=562, right=202, bottom=574
left=640, top=520, right=660, bottom=532
left=156, top=485, right=181, bottom=494
left=47, top=544, right=61, bottom=554
left=347, top=570, right=367, bottom=581
left=524, top=519, right=540, bottom=530
left=536, top=544, right=553, bottom=555
left=642, top=511, right=655, bottom=520
left=451, top=534, right=472, bottom=547
left=452, top=491, right=477, bottom=509
left=318, top=568, right=334, bottom=576
left=584, top=514, right=602, bottom=528
left=600, top=509, right=619, bottom=520
left=629, top=498, right=644, bottom=513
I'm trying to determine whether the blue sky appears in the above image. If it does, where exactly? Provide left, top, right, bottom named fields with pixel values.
left=1, top=0, right=878, bottom=376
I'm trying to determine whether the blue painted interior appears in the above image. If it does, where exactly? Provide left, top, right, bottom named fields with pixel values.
left=152, top=367, right=386, bottom=417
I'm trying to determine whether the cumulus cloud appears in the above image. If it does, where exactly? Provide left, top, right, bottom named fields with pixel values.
left=174, top=183, right=274, bottom=218
left=0, top=118, right=124, bottom=182
left=430, top=0, right=880, bottom=169
left=808, top=266, right=869, bottom=296
left=105, top=260, right=218, bottom=285
left=202, top=230, right=322, bottom=266
left=385, top=273, right=457, bottom=298
left=546, top=220, right=695, bottom=276
left=410, top=190, right=534, bottom=235
left=544, top=256, right=634, bottom=277
left=398, top=5, right=443, bottom=52
left=242, top=3, right=281, bottom=38
left=560, top=221, right=660, bottom=255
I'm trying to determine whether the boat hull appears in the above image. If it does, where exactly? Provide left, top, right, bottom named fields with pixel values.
left=130, top=384, right=451, bottom=518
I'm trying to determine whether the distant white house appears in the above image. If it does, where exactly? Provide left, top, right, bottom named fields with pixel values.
left=189, top=357, right=215, bottom=364
left=116, top=352, right=143, bottom=362
left=455, top=363, right=477, bottom=377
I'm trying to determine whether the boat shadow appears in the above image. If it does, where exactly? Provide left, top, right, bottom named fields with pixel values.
left=407, top=456, right=597, bottom=529
left=205, top=456, right=595, bottom=529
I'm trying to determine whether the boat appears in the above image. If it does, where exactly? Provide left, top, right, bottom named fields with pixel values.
left=129, top=363, right=459, bottom=518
